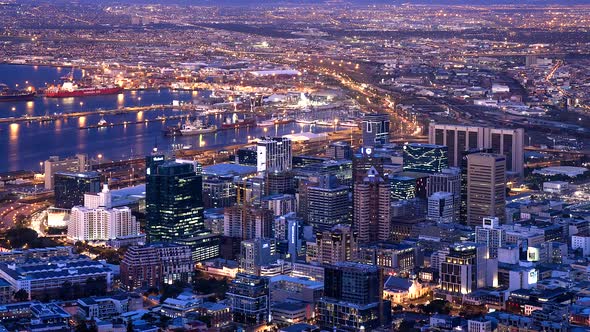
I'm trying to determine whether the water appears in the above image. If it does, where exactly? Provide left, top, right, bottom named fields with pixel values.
left=0, top=64, right=339, bottom=172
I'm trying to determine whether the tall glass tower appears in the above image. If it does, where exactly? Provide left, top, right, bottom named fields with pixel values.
left=146, top=156, right=204, bottom=242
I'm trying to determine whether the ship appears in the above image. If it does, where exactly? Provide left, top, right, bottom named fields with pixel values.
left=0, top=84, right=36, bottom=102
left=45, top=82, right=123, bottom=98
left=180, top=119, right=217, bottom=135
left=221, top=114, right=257, bottom=129
left=258, top=116, right=294, bottom=127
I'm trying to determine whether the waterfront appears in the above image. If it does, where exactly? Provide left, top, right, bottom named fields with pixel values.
left=0, top=64, right=337, bottom=171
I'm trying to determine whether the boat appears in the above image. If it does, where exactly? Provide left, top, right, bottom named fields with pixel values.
left=221, top=116, right=257, bottom=129
left=295, top=119, right=317, bottom=125
left=0, top=84, right=36, bottom=102
left=45, top=82, right=123, bottom=98
left=163, top=126, right=182, bottom=136
left=97, top=118, right=108, bottom=127
left=179, top=119, right=217, bottom=135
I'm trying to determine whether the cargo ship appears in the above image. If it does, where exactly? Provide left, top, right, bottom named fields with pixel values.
left=180, top=119, right=217, bottom=135
left=0, top=84, right=36, bottom=102
left=45, top=82, right=123, bottom=98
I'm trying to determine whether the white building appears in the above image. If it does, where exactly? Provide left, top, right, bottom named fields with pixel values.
left=427, top=192, right=455, bottom=224
left=476, top=217, right=506, bottom=259
left=572, top=235, right=590, bottom=256
left=256, top=137, right=292, bottom=173
left=68, top=185, right=140, bottom=242
left=468, top=318, right=492, bottom=332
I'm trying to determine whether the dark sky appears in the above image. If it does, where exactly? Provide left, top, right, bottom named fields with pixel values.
left=80, top=0, right=590, bottom=4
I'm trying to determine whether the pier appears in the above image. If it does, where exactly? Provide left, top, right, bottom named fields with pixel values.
left=0, top=104, right=203, bottom=124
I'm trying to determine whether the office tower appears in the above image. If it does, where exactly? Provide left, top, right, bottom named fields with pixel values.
left=403, top=143, right=449, bottom=173
left=54, top=171, right=100, bottom=209
left=428, top=124, right=524, bottom=175
left=427, top=192, right=455, bottom=224
left=476, top=217, right=506, bottom=259
left=466, top=153, right=506, bottom=227
left=488, top=128, right=525, bottom=176
left=202, top=175, right=237, bottom=209
left=236, top=147, right=257, bottom=166
left=362, top=113, right=390, bottom=147
left=223, top=205, right=273, bottom=240
left=227, top=273, right=270, bottom=327
left=390, top=175, right=418, bottom=200
left=354, top=167, right=391, bottom=244
left=265, top=171, right=295, bottom=195
left=261, top=194, right=296, bottom=217
left=427, top=168, right=461, bottom=220
left=173, top=231, right=221, bottom=263
left=257, top=137, right=292, bottom=173
left=274, top=213, right=304, bottom=262
left=357, top=242, right=416, bottom=276
left=315, top=224, right=358, bottom=265
left=460, top=148, right=492, bottom=223
left=120, top=244, right=193, bottom=291
left=44, top=154, right=87, bottom=190
left=439, top=243, right=491, bottom=296
left=352, top=148, right=385, bottom=184
left=239, top=238, right=277, bottom=275
left=327, top=141, right=353, bottom=160
left=145, top=159, right=204, bottom=242
left=318, top=262, right=390, bottom=330
left=307, top=179, right=350, bottom=230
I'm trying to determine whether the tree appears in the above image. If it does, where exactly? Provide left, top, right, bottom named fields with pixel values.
left=14, top=289, right=29, bottom=302
left=422, top=299, right=451, bottom=315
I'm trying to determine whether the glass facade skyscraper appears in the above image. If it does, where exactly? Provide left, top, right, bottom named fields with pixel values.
left=146, top=156, right=204, bottom=242
left=54, top=171, right=100, bottom=209
left=403, top=143, right=449, bottom=173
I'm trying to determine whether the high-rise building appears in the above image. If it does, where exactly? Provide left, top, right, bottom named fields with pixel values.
left=315, top=224, right=358, bottom=265
left=362, top=113, right=390, bottom=147
left=476, top=217, right=506, bottom=259
left=145, top=159, right=204, bottom=242
left=327, top=141, right=353, bottom=160
left=227, top=273, right=270, bottom=327
left=427, top=191, right=455, bottom=224
left=120, top=244, right=193, bottom=291
left=352, top=148, right=385, bottom=184
left=354, top=167, right=391, bottom=244
left=439, top=243, right=494, bottom=296
left=239, top=238, right=277, bottom=275
left=318, top=262, right=390, bottom=330
left=44, top=154, right=87, bottom=190
left=428, top=124, right=524, bottom=175
left=427, top=168, right=461, bottom=220
left=403, top=143, right=449, bottom=173
left=223, top=205, right=273, bottom=240
left=68, top=184, right=139, bottom=242
left=466, top=153, right=506, bottom=227
left=307, top=181, right=350, bottom=230
left=257, top=137, right=292, bottom=173
left=357, top=242, right=416, bottom=276
left=460, top=148, right=492, bottom=223
left=54, top=171, right=100, bottom=209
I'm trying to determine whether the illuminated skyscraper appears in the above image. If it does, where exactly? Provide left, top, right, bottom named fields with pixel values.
left=256, top=137, right=292, bottom=173
left=466, top=153, right=506, bottom=227
left=354, top=167, right=391, bottom=244
left=145, top=158, right=204, bottom=242
left=403, top=143, right=448, bottom=173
